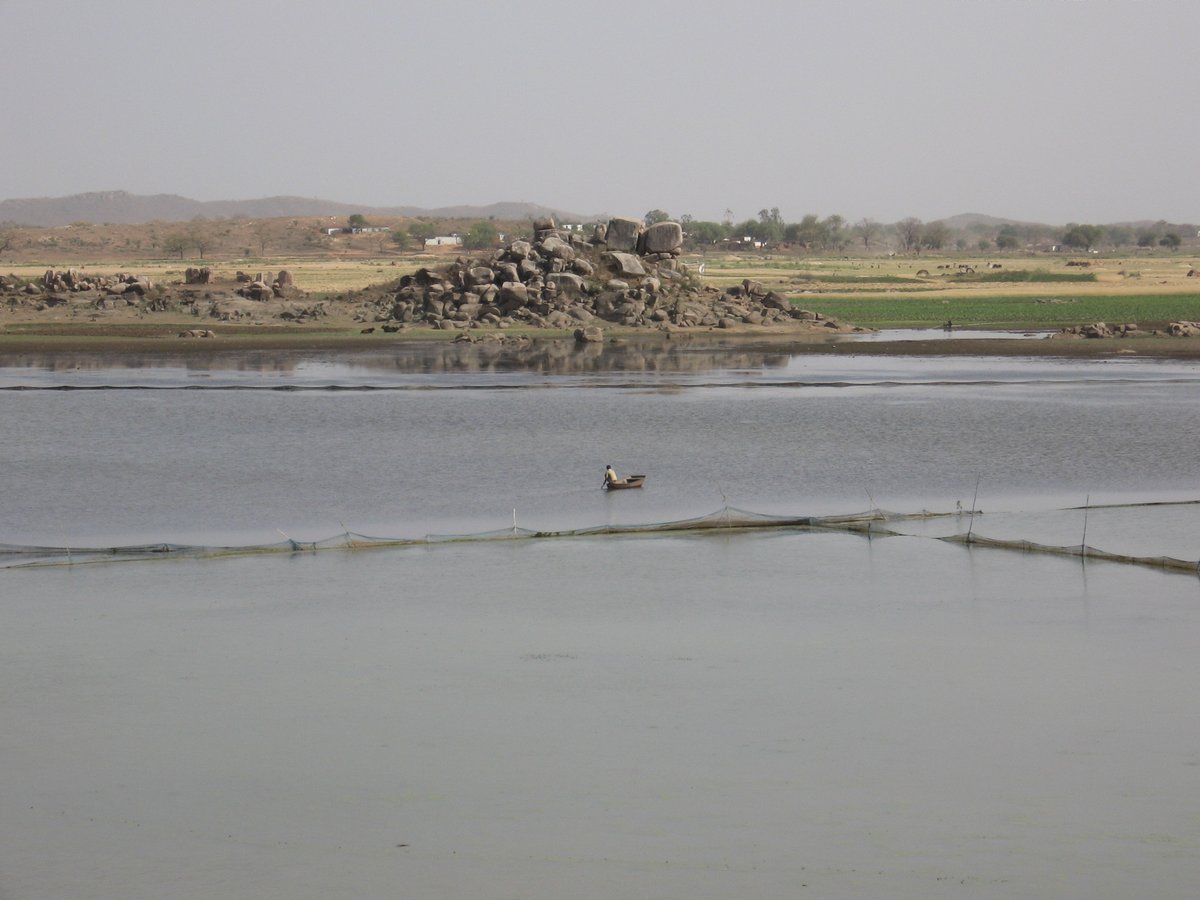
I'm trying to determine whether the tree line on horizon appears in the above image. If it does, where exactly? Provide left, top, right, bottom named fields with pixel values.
left=640, top=208, right=1194, bottom=254
left=0, top=209, right=1193, bottom=261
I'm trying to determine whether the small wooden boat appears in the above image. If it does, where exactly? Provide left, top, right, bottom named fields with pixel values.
left=604, top=475, right=646, bottom=490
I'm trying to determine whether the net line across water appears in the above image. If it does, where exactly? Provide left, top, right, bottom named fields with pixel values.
left=3, top=502, right=1199, bottom=576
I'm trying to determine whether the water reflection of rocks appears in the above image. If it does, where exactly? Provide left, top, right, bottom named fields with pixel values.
left=390, top=338, right=797, bottom=376
left=7, top=338, right=803, bottom=378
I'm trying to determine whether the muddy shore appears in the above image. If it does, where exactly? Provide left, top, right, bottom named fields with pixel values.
left=4, top=320, right=1200, bottom=360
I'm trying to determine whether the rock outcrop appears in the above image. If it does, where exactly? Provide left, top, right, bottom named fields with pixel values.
left=35, top=268, right=155, bottom=296
left=0, top=268, right=310, bottom=323
left=349, top=216, right=855, bottom=333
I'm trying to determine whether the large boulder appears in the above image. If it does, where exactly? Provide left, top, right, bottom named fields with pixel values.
left=499, top=281, right=529, bottom=309
left=604, top=252, right=646, bottom=278
left=604, top=217, right=643, bottom=252
left=547, top=272, right=586, bottom=294
left=640, top=221, right=683, bottom=255
left=467, top=266, right=495, bottom=286
left=539, top=235, right=575, bottom=261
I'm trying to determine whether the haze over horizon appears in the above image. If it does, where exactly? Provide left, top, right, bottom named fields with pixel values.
left=5, top=0, right=1196, bottom=226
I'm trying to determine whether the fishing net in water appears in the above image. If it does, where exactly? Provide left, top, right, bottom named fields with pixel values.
left=939, top=533, right=1200, bottom=574
left=0, top=506, right=941, bottom=569
left=2, top=502, right=1198, bottom=576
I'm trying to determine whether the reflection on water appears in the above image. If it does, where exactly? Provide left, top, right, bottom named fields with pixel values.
left=0, top=337, right=806, bottom=382
left=6, top=338, right=1200, bottom=393
left=0, top=328, right=1050, bottom=379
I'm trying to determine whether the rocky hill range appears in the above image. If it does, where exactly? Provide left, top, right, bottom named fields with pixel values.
left=0, top=191, right=588, bottom=228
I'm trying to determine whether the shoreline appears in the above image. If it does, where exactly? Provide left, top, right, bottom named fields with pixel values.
left=4, top=322, right=1200, bottom=360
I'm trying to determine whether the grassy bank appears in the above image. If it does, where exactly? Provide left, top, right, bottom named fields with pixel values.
left=791, top=293, right=1200, bottom=330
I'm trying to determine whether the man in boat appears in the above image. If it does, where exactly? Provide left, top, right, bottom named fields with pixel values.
left=604, top=464, right=620, bottom=487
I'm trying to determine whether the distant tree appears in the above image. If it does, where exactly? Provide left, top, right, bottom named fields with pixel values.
left=1105, top=225, right=1133, bottom=248
left=162, top=233, right=189, bottom=259
left=644, top=209, right=671, bottom=225
left=389, top=224, right=409, bottom=248
left=1061, top=223, right=1103, bottom=251
left=785, top=214, right=827, bottom=249
left=463, top=221, right=500, bottom=250
left=921, top=221, right=951, bottom=251
left=1159, top=232, right=1182, bottom=249
left=823, top=214, right=847, bottom=250
left=736, top=218, right=774, bottom=243
left=684, top=220, right=728, bottom=248
left=0, top=228, right=13, bottom=255
left=955, top=237, right=969, bottom=251
left=251, top=221, right=271, bottom=256
left=188, top=225, right=213, bottom=260
left=853, top=218, right=880, bottom=250
left=348, top=213, right=368, bottom=229
left=1136, top=230, right=1157, bottom=248
left=408, top=221, right=438, bottom=247
left=977, top=239, right=992, bottom=251
left=995, top=225, right=1020, bottom=250
left=895, top=217, right=923, bottom=253
left=757, top=207, right=784, bottom=242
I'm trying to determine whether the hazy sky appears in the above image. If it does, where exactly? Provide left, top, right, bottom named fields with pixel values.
left=4, top=0, right=1196, bottom=224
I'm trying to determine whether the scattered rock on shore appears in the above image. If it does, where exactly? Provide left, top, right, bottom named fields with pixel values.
left=1054, top=321, right=1200, bottom=339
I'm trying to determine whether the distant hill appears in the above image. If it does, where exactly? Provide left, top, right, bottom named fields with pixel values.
left=0, top=191, right=589, bottom=227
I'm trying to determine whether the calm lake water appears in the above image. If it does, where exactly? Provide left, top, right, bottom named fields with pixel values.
left=3, top=339, right=1200, bottom=899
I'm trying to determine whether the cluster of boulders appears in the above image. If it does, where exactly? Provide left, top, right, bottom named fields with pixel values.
left=233, top=270, right=297, bottom=301
left=40, top=268, right=155, bottom=296
left=0, top=266, right=315, bottom=325
left=1, top=274, right=43, bottom=297
left=0, top=269, right=162, bottom=313
left=1055, top=322, right=1142, bottom=339
left=353, top=216, right=855, bottom=334
left=1055, top=321, right=1200, bottom=339
left=1165, top=321, right=1200, bottom=336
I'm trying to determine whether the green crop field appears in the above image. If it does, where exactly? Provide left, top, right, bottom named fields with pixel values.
left=790, top=293, right=1200, bottom=330
left=682, top=252, right=1200, bottom=329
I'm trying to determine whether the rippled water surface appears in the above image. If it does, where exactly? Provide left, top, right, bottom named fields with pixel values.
left=3, top=342, right=1200, bottom=899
